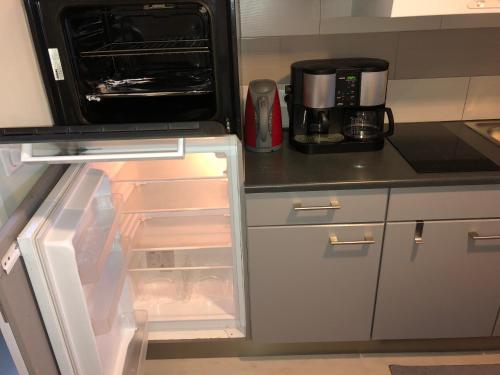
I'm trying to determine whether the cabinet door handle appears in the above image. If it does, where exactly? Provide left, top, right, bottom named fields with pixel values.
left=415, top=221, right=424, bottom=244
left=293, top=200, right=341, bottom=211
left=329, top=234, right=375, bottom=246
left=468, top=232, right=500, bottom=241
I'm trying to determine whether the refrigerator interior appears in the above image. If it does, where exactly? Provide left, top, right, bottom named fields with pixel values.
left=18, top=144, right=245, bottom=375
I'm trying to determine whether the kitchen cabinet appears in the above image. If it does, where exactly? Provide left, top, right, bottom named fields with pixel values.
left=352, top=0, right=500, bottom=17
left=373, top=219, right=500, bottom=340
left=248, top=223, right=384, bottom=343
left=246, top=189, right=388, bottom=226
left=387, top=185, right=500, bottom=221
left=247, top=184, right=500, bottom=344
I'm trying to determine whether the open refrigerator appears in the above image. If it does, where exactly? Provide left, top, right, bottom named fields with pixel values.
left=15, top=135, right=245, bottom=375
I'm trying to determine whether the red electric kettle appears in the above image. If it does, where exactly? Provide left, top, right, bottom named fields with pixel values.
left=244, top=79, right=283, bottom=152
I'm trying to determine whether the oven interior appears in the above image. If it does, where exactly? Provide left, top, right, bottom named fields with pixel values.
left=63, top=3, right=216, bottom=124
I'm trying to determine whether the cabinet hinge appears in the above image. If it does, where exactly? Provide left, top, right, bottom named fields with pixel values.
left=2, top=243, right=21, bottom=275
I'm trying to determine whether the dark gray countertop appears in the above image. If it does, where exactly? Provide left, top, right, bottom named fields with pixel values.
left=244, top=122, right=500, bottom=193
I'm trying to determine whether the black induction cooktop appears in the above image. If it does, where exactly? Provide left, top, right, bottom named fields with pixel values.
left=389, top=124, right=500, bottom=173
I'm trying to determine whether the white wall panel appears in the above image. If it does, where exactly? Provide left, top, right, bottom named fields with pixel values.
left=0, top=0, right=52, bottom=127
left=240, top=0, right=320, bottom=37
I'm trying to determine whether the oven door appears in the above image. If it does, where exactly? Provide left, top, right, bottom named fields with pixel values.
left=17, top=0, right=239, bottom=137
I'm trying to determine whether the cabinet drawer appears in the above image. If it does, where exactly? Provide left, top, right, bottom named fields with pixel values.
left=388, top=185, right=500, bottom=221
left=248, top=223, right=384, bottom=343
left=246, top=189, right=388, bottom=226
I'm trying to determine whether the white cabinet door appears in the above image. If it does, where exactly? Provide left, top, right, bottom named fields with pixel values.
left=373, top=219, right=500, bottom=340
left=248, top=223, right=384, bottom=343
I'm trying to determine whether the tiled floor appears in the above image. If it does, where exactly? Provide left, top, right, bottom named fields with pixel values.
left=145, top=351, right=500, bottom=375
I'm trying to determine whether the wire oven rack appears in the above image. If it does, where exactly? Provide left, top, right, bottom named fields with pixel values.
left=80, top=38, right=210, bottom=58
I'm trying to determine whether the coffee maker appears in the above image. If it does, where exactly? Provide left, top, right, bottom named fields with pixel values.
left=285, top=58, right=394, bottom=154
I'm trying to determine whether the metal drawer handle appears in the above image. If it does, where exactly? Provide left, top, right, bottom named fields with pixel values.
left=329, top=234, right=375, bottom=246
left=415, top=221, right=424, bottom=245
left=469, top=232, right=500, bottom=241
left=293, top=200, right=341, bottom=211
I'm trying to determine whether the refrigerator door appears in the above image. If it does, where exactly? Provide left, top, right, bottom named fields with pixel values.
left=17, top=164, right=148, bottom=375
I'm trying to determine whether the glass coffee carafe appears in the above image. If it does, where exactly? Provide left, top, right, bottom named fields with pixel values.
left=343, top=107, right=394, bottom=141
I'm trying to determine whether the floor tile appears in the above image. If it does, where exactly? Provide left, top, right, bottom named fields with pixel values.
left=145, top=351, right=500, bottom=375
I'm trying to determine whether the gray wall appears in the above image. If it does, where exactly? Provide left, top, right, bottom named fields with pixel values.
left=0, top=164, right=46, bottom=227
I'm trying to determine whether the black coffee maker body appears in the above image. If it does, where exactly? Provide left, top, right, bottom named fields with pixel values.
left=286, top=58, right=394, bottom=154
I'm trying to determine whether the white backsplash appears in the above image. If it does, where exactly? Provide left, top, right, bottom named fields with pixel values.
left=242, top=75, right=497, bottom=126
left=386, top=77, right=470, bottom=123
left=463, top=76, right=500, bottom=120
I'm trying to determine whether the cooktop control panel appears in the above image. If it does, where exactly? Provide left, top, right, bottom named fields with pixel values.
left=335, top=69, right=360, bottom=107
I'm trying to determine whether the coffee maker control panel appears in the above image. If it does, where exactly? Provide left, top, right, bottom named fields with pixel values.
left=335, top=69, right=360, bottom=107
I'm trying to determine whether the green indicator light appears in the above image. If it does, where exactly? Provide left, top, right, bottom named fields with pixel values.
left=346, top=75, right=357, bottom=81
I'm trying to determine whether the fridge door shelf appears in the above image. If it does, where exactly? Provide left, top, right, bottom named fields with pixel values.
left=86, top=246, right=131, bottom=336
left=96, top=309, right=149, bottom=375
left=110, top=154, right=228, bottom=182
left=121, top=310, right=149, bottom=375
left=131, top=214, right=232, bottom=252
left=122, top=178, right=229, bottom=214
left=129, top=268, right=235, bottom=322
left=76, top=194, right=123, bottom=285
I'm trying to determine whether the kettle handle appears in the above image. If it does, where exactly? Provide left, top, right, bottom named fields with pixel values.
left=383, top=107, right=395, bottom=137
left=258, top=96, right=270, bottom=142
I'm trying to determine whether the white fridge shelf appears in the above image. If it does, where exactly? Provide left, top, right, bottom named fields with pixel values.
left=129, top=268, right=235, bottom=322
left=128, top=246, right=234, bottom=270
left=122, top=178, right=229, bottom=214
left=131, top=214, right=232, bottom=252
left=111, top=154, right=228, bottom=182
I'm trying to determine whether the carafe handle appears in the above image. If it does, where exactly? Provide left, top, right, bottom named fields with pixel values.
left=383, top=107, right=395, bottom=137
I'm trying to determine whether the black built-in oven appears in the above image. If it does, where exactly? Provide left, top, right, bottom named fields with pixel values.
left=0, top=0, right=240, bottom=142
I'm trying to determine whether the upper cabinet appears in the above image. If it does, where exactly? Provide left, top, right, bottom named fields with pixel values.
left=240, top=1, right=500, bottom=38
left=352, top=0, right=500, bottom=17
